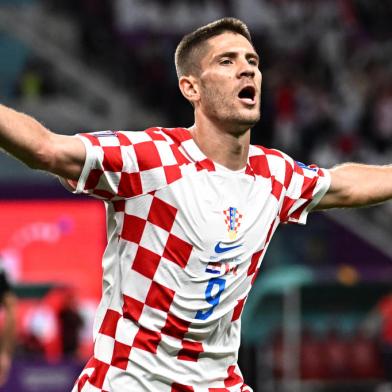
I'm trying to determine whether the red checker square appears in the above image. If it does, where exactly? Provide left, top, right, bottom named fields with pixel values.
left=89, top=358, right=110, bottom=389
left=82, top=133, right=101, bottom=146
left=163, top=234, right=193, bottom=269
left=134, top=141, right=163, bottom=171
left=249, top=154, right=270, bottom=178
left=271, top=178, right=283, bottom=201
left=121, top=214, right=146, bottom=244
left=161, top=313, right=191, bottom=340
left=145, top=281, right=175, bottom=313
left=251, top=268, right=260, bottom=285
left=132, top=326, right=161, bottom=353
left=111, top=340, right=132, bottom=370
left=265, top=148, right=284, bottom=158
left=301, top=176, right=317, bottom=200
left=293, top=161, right=304, bottom=175
left=132, top=246, right=161, bottom=279
left=85, top=169, right=103, bottom=190
left=102, top=146, right=123, bottom=172
left=279, top=196, right=296, bottom=222
left=122, top=295, right=144, bottom=323
left=113, top=200, right=125, bottom=212
left=170, top=145, right=190, bottom=165
left=177, top=340, right=204, bottom=362
left=99, top=309, right=121, bottom=338
left=231, top=297, right=247, bottom=322
left=146, top=128, right=167, bottom=141
left=118, top=172, right=143, bottom=197
left=147, top=197, right=177, bottom=232
left=196, top=159, right=215, bottom=172
left=116, top=132, right=132, bottom=146
left=284, top=160, right=294, bottom=188
left=93, top=189, right=115, bottom=200
left=290, top=200, right=311, bottom=221
left=164, top=127, right=193, bottom=143
left=248, top=250, right=263, bottom=276
left=224, top=365, right=243, bottom=387
left=164, top=165, right=182, bottom=185
left=171, top=383, right=195, bottom=392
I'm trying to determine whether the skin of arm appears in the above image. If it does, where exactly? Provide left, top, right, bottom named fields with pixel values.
left=0, top=104, right=85, bottom=181
left=317, top=163, right=392, bottom=210
left=0, top=292, right=16, bottom=386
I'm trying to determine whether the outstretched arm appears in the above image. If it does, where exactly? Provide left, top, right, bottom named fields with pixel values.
left=0, top=104, right=85, bottom=180
left=316, top=163, right=392, bottom=210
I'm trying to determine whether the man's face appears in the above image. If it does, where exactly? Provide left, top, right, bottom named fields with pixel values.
left=197, top=32, right=262, bottom=132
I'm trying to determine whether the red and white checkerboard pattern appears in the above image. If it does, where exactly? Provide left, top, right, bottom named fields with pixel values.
left=67, top=127, right=330, bottom=391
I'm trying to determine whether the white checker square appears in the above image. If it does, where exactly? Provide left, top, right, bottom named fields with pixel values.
left=115, top=317, right=139, bottom=346
left=94, top=334, right=115, bottom=365
left=139, top=222, right=169, bottom=255
left=97, top=171, right=120, bottom=193
left=120, top=145, right=138, bottom=173
left=249, top=144, right=264, bottom=157
left=81, top=381, right=102, bottom=392
left=140, top=167, right=166, bottom=192
left=265, top=154, right=287, bottom=185
left=124, top=193, right=153, bottom=220
left=102, top=366, right=123, bottom=391
left=118, top=240, right=138, bottom=267
left=181, top=139, right=206, bottom=161
left=286, top=171, right=305, bottom=199
left=153, top=256, right=185, bottom=290
left=91, top=148, right=104, bottom=169
left=99, top=135, right=121, bottom=147
left=123, top=131, right=152, bottom=144
left=155, top=140, right=178, bottom=166
left=122, top=269, right=152, bottom=303
left=138, top=305, right=168, bottom=332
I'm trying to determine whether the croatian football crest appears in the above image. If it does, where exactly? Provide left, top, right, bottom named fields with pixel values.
left=223, top=207, right=243, bottom=240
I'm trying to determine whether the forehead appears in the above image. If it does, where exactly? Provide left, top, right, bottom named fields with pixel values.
left=202, top=32, right=257, bottom=62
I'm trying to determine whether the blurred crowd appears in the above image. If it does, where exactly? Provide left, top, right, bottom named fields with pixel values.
left=31, top=0, right=392, bottom=169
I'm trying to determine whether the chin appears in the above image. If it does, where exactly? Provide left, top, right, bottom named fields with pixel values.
left=235, top=113, right=260, bottom=129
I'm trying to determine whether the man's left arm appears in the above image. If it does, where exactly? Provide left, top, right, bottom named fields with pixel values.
left=316, top=163, right=392, bottom=210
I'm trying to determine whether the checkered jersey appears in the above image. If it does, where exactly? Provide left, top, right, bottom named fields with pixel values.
left=64, top=127, right=330, bottom=392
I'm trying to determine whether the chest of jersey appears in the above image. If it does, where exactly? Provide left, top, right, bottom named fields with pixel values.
left=116, top=169, right=280, bottom=327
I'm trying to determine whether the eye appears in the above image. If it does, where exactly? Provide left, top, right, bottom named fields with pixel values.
left=220, top=58, right=233, bottom=65
left=248, top=58, right=259, bottom=66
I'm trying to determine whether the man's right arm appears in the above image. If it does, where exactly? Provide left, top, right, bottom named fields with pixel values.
left=0, top=104, right=85, bottom=180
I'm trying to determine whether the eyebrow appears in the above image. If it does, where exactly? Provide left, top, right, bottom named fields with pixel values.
left=214, top=51, right=260, bottom=63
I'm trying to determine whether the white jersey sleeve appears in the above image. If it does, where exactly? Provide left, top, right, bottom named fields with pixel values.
left=249, top=146, right=331, bottom=225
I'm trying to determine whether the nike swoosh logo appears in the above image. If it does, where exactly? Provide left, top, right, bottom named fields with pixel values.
left=214, top=242, right=242, bottom=254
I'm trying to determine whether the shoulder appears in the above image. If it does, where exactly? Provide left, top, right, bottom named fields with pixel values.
left=249, top=144, right=295, bottom=178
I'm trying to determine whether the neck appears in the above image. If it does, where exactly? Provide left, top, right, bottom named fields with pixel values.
left=190, top=112, right=251, bottom=171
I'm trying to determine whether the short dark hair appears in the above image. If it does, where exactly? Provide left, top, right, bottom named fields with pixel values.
left=175, top=17, right=253, bottom=79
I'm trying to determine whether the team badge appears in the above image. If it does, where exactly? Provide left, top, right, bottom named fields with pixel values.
left=223, top=207, right=243, bottom=240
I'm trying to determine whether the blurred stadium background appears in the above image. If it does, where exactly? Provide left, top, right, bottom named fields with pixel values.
left=1, top=0, right=392, bottom=391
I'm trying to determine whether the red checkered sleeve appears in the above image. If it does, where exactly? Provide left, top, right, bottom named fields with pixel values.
left=251, top=146, right=330, bottom=225
left=276, top=153, right=330, bottom=224
left=61, top=129, right=183, bottom=200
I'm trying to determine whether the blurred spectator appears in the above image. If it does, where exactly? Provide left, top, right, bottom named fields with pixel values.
left=58, top=289, right=84, bottom=358
left=364, top=292, right=392, bottom=381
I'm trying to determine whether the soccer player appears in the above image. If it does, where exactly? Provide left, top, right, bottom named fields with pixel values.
left=0, top=265, right=16, bottom=387
left=0, top=17, right=392, bottom=391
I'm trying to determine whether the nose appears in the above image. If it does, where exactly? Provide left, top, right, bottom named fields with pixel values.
left=237, top=59, right=255, bottom=79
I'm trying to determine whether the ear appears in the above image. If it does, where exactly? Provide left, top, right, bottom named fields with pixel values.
left=179, top=75, right=200, bottom=105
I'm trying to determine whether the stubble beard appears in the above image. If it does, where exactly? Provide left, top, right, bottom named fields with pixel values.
left=203, top=87, right=260, bottom=133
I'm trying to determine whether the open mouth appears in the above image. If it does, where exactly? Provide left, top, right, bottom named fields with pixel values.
left=238, top=86, right=256, bottom=105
